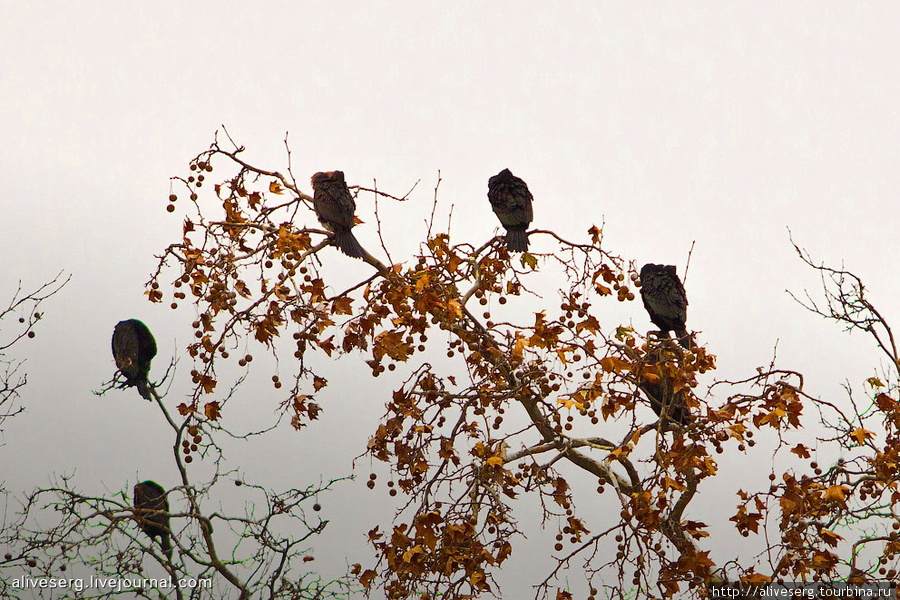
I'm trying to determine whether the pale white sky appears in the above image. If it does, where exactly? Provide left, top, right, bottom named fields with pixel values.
left=2, top=2, right=900, bottom=597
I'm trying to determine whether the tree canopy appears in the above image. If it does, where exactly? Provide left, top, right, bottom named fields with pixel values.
left=4, top=134, right=899, bottom=600
left=141, top=134, right=900, bottom=598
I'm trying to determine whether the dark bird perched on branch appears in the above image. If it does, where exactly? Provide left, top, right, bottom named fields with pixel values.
left=639, top=367, right=692, bottom=426
left=112, top=319, right=157, bottom=401
left=311, top=171, right=366, bottom=259
left=487, top=168, right=534, bottom=252
left=133, top=480, right=172, bottom=559
left=640, top=379, right=691, bottom=426
left=639, top=264, right=692, bottom=349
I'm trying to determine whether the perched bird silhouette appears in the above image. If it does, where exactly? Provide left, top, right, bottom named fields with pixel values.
left=487, top=169, right=534, bottom=252
left=639, top=264, right=691, bottom=349
left=133, top=480, right=172, bottom=559
left=112, top=319, right=157, bottom=400
left=311, top=171, right=365, bottom=259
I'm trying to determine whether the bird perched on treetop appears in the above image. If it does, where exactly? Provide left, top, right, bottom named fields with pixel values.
left=133, top=480, right=172, bottom=559
left=487, top=169, right=534, bottom=252
left=111, top=319, right=157, bottom=401
left=311, top=171, right=365, bottom=259
left=639, top=264, right=691, bottom=349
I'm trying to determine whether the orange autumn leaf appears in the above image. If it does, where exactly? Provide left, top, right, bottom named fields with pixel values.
left=790, top=444, right=811, bottom=459
left=359, top=569, right=377, bottom=588
left=446, top=298, right=463, bottom=319
left=819, top=528, right=843, bottom=547
left=199, top=374, right=217, bottom=394
left=875, top=393, right=898, bottom=412
left=824, top=485, right=848, bottom=503
left=402, top=545, right=426, bottom=563
left=599, top=356, right=630, bottom=373
left=332, top=296, right=353, bottom=315
left=850, top=428, right=875, bottom=445
left=415, top=272, right=431, bottom=292
left=664, top=476, right=687, bottom=492
left=204, top=401, right=222, bottom=421
left=511, top=334, right=526, bottom=362
left=641, top=371, right=661, bottom=384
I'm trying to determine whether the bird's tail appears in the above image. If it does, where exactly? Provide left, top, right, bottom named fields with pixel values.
left=676, top=329, right=693, bottom=350
left=670, top=396, right=693, bottom=426
left=137, top=379, right=154, bottom=402
left=676, top=409, right=693, bottom=426
left=505, top=229, right=529, bottom=252
left=334, top=230, right=366, bottom=259
left=160, top=534, right=172, bottom=560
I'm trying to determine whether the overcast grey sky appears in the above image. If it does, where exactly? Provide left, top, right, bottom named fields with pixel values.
left=3, top=2, right=900, bottom=597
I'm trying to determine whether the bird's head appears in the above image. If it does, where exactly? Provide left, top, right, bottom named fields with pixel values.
left=135, top=480, right=166, bottom=496
left=639, top=263, right=678, bottom=278
left=311, top=171, right=344, bottom=186
left=639, top=263, right=660, bottom=280
left=488, top=168, right=516, bottom=190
